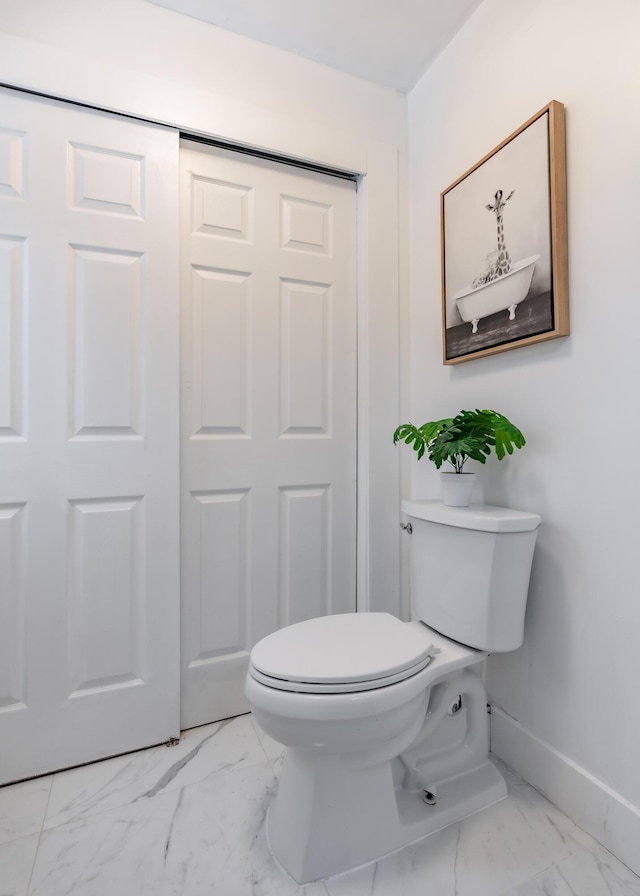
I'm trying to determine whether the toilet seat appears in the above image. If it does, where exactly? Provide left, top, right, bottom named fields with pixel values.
left=248, top=613, right=436, bottom=694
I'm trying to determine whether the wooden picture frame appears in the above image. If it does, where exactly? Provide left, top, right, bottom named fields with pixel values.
left=441, top=100, right=569, bottom=364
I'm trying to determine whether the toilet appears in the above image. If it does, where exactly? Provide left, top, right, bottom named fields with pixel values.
left=245, top=499, right=541, bottom=883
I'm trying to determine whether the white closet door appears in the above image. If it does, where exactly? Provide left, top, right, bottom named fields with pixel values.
left=180, top=142, right=357, bottom=727
left=0, top=88, right=180, bottom=783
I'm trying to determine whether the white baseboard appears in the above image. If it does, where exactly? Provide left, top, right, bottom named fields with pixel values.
left=490, top=706, right=640, bottom=878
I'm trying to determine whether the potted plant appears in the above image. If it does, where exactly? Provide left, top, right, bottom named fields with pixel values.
left=393, top=409, right=526, bottom=506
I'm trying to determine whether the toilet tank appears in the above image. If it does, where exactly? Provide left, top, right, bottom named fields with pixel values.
left=402, top=500, right=541, bottom=652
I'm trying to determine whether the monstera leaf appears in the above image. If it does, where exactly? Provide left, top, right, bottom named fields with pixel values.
left=490, top=411, right=527, bottom=459
left=393, top=409, right=525, bottom=473
left=393, top=419, right=453, bottom=461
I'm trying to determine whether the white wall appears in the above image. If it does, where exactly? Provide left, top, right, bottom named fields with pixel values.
left=407, top=0, right=640, bottom=873
left=0, top=0, right=405, bottom=149
left=0, top=0, right=407, bottom=615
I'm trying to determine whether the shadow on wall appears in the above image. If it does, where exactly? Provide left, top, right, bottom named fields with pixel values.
left=487, top=533, right=572, bottom=721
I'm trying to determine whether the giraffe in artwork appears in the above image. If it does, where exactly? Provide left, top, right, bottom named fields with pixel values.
left=472, top=189, right=515, bottom=289
left=487, top=188, right=515, bottom=276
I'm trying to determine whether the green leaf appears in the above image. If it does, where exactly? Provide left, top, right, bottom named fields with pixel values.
left=483, top=410, right=526, bottom=460
left=393, top=409, right=526, bottom=471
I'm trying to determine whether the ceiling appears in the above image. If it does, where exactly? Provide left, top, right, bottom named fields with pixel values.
left=147, top=0, right=483, bottom=93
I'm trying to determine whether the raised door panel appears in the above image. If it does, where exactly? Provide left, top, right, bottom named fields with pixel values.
left=281, top=194, right=332, bottom=255
left=67, top=497, right=145, bottom=695
left=191, top=174, right=252, bottom=242
left=180, top=485, right=254, bottom=723
left=185, top=489, right=250, bottom=663
left=189, top=266, right=251, bottom=437
left=69, top=143, right=144, bottom=218
left=0, top=126, right=25, bottom=199
left=0, top=503, right=27, bottom=711
left=278, top=486, right=330, bottom=626
left=0, top=236, right=26, bottom=438
left=70, top=247, right=144, bottom=438
left=280, top=279, right=330, bottom=435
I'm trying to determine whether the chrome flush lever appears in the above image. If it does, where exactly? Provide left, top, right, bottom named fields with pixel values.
left=400, top=521, right=412, bottom=534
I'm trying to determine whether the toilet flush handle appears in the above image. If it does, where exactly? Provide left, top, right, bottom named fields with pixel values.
left=400, top=521, right=412, bottom=534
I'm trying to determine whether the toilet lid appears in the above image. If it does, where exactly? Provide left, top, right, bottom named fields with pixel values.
left=249, top=613, right=436, bottom=694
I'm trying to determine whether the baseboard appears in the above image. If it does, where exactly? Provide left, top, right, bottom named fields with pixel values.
left=490, top=706, right=640, bottom=878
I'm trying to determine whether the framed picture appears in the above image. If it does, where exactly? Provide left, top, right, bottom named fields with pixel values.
left=441, top=100, right=569, bottom=364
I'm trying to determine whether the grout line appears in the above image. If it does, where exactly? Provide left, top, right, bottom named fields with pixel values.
left=39, top=775, right=54, bottom=833
left=24, top=830, right=42, bottom=896
left=25, top=776, right=53, bottom=896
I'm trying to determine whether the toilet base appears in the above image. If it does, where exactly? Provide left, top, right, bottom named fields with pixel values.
left=268, top=750, right=507, bottom=884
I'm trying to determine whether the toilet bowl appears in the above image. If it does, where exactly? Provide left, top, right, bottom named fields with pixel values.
left=246, top=501, right=541, bottom=883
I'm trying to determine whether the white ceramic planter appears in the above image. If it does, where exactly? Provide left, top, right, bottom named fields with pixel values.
left=440, top=472, right=476, bottom=507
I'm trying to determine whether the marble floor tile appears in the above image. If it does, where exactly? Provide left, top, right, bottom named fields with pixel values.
left=0, top=834, right=39, bottom=896
left=29, top=761, right=328, bottom=896
left=324, top=779, right=598, bottom=896
left=0, top=777, right=51, bottom=845
left=490, top=755, right=530, bottom=788
left=43, top=713, right=265, bottom=830
left=506, top=845, right=640, bottom=896
left=3, top=716, right=640, bottom=896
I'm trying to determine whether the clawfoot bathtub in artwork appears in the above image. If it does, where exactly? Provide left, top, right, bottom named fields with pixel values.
left=454, top=254, right=540, bottom=333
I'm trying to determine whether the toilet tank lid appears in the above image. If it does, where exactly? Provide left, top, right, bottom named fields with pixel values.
left=402, top=500, right=541, bottom=533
